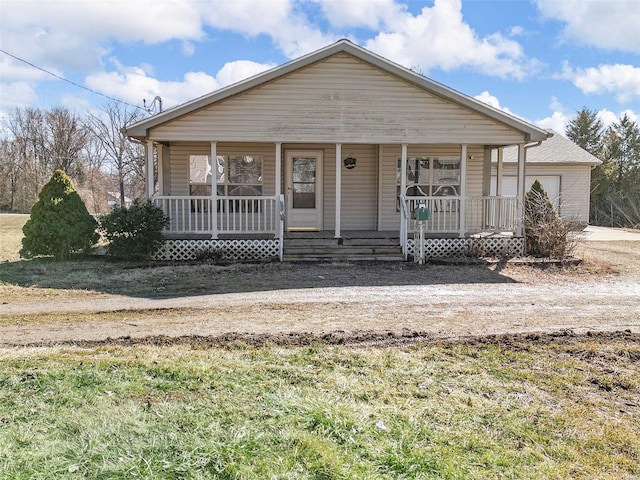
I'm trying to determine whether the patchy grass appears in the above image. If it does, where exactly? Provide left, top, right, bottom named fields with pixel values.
left=0, top=214, right=28, bottom=262
left=1, top=336, right=638, bottom=479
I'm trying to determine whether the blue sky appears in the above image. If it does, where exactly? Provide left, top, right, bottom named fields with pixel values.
left=1, top=0, right=639, bottom=135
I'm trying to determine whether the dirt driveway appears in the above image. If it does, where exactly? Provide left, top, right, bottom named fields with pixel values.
left=1, top=240, right=639, bottom=346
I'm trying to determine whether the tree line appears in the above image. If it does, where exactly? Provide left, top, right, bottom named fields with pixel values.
left=565, top=108, right=640, bottom=228
left=0, top=102, right=146, bottom=214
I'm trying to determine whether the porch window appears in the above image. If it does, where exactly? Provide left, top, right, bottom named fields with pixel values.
left=220, top=155, right=263, bottom=197
left=396, top=156, right=460, bottom=210
left=189, top=154, right=263, bottom=197
left=189, top=154, right=263, bottom=212
left=189, top=154, right=213, bottom=197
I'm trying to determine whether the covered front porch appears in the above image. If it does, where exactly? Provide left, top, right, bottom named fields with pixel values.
left=146, top=141, right=528, bottom=262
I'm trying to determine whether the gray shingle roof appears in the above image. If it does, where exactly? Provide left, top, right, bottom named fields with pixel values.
left=500, top=130, right=601, bottom=165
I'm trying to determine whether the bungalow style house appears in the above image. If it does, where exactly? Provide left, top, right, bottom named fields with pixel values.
left=124, top=39, right=553, bottom=262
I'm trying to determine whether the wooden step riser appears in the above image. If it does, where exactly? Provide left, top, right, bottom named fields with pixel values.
left=283, top=255, right=405, bottom=262
left=285, top=247, right=403, bottom=255
left=284, top=238, right=400, bottom=247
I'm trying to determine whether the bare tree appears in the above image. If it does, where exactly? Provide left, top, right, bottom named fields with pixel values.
left=2, top=107, right=90, bottom=210
left=44, top=107, right=89, bottom=178
left=5, top=108, right=48, bottom=205
left=0, top=139, right=22, bottom=211
left=85, top=101, right=145, bottom=206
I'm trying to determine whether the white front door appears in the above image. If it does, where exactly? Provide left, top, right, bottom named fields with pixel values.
left=285, top=150, right=323, bottom=230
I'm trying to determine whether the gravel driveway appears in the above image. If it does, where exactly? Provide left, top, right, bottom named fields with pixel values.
left=1, top=239, right=639, bottom=346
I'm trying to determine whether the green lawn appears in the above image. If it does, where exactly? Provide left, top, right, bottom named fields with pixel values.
left=1, top=337, right=638, bottom=479
left=0, top=214, right=28, bottom=262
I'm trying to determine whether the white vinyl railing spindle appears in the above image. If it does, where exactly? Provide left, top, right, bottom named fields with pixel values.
left=153, top=195, right=278, bottom=235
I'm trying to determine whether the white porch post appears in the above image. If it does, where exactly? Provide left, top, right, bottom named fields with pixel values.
left=459, top=144, right=467, bottom=237
left=210, top=141, right=218, bottom=239
left=275, top=143, right=283, bottom=261
left=400, top=144, right=408, bottom=256
left=496, top=147, right=504, bottom=196
left=275, top=143, right=282, bottom=199
left=157, top=144, right=164, bottom=195
left=335, top=143, right=342, bottom=238
left=146, top=140, right=154, bottom=199
left=516, top=143, right=526, bottom=236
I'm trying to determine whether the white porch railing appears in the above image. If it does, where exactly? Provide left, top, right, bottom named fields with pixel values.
left=405, top=196, right=461, bottom=234
left=153, top=195, right=279, bottom=235
left=401, top=195, right=519, bottom=236
left=466, top=196, right=519, bottom=233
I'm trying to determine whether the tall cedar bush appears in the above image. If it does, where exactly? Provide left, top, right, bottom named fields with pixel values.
left=524, top=180, right=574, bottom=259
left=20, top=169, right=98, bottom=260
left=100, top=200, right=169, bottom=260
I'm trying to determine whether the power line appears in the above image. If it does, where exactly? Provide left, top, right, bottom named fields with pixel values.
left=0, top=49, right=146, bottom=111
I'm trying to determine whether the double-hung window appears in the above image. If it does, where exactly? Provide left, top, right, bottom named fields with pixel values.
left=396, top=156, right=461, bottom=210
left=189, top=154, right=263, bottom=212
left=219, top=155, right=263, bottom=196
left=189, top=154, right=263, bottom=196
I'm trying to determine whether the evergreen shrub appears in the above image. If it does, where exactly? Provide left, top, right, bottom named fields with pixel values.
left=20, top=169, right=98, bottom=260
left=100, top=199, right=169, bottom=260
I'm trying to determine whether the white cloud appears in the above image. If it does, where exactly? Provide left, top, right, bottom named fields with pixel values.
left=597, top=108, right=638, bottom=127
left=214, top=60, right=275, bottom=87
left=536, top=107, right=640, bottom=135
left=200, top=0, right=336, bottom=58
left=549, top=96, right=564, bottom=113
left=560, top=63, right=640, bottom=102
left=0, top=0, right=205, bottom=73
left=84, top=59, right=274, bottom=109
left=0, top=81, right=38, bottom=110
left=315, top=0, right=406, bottom=29
left=181, top=41, right=196, bottom=57
left=1, top=0, right=331, bottom=78
left=364, top=0, right=539, bottom=79
left=535, top=0, right=640, bottom=52
left=509, top=25, right=524, bottom=37
left=536, top=111, right=570, bottom=135
left=474, top=91, right=514, bottom=115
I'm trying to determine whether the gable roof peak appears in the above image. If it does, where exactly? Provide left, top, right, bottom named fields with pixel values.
left=124, top=39, right=550, bottom=142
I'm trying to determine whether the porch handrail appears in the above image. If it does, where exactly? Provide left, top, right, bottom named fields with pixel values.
left=153, top=195, right=279, bottom=235
left=399, top=193, right=409, bottom=219
left=465, top=196, right=519, bottom=233
left=405, top=195, right=460, bottom=233
left=404, top=195, right=519, bottom=235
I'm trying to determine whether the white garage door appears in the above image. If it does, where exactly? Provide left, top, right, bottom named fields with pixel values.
left=491, top=176, right=561, bottom=210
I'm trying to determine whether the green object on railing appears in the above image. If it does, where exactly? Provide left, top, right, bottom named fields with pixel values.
left=415, top=205, right=431, bottom=221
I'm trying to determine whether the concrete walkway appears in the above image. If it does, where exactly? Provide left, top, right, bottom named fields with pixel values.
left=579, top=226, right=640, bottom=241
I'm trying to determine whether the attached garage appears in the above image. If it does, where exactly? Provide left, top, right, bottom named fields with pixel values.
left=492, top=131, right=601, bottom=224
left=491, top=175, right=560, bottom=209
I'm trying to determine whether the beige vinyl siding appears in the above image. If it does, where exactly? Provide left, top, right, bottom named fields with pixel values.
left=340, top=144, right=378, bottom=230
left=150, top=53, right=526, bottom=145
left=496, top=164, right=592, bottom=223
left=379, top=145, right=401, bottom=231
left=167, top=142, right=276, bottom=196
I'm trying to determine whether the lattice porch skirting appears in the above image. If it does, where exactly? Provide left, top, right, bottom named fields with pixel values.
left=408, top=237, right=525, bottom=259
left=155, top=239, right=280, bottom=261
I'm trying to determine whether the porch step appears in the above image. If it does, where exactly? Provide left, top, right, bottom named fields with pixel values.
left=283, top=235, right=404, bottom=262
